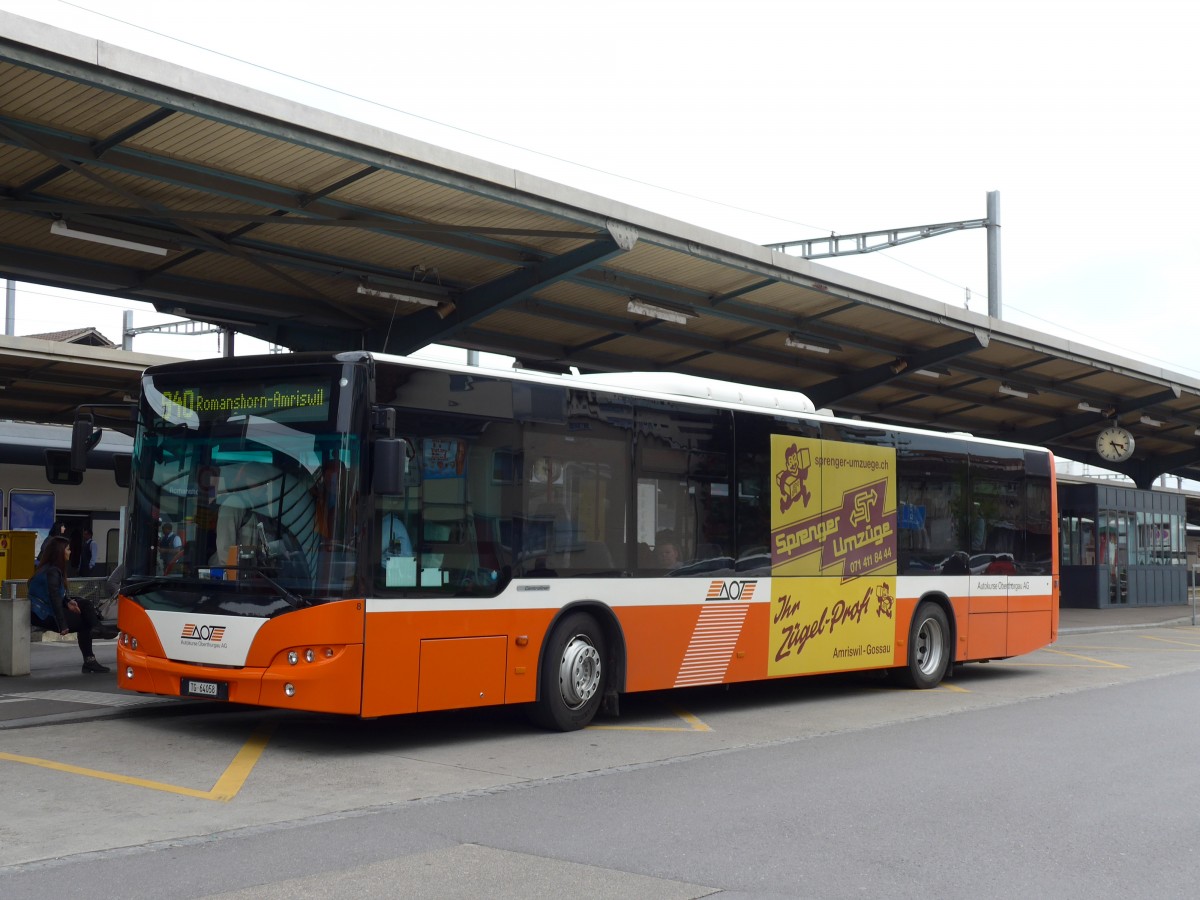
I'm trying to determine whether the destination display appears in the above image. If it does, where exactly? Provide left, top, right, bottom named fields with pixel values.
left=154, top=378, right=332, bottom=424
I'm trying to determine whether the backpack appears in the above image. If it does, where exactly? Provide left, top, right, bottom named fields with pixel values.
left=27, top=569, right=53, bottom=622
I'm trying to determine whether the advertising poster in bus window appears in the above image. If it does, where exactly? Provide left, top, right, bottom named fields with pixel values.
left=422, top=438, right=467, bottom=479
left=769, top=436, right=897, bottom=578
left=768, top=576, right=898, bottom=676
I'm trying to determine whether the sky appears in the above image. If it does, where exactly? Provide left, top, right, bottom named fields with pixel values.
left=2, top=0, right=1197, bottom=376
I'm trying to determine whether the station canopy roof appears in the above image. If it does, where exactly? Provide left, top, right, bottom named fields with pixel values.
left=2, top=12, right=1199, bottom=488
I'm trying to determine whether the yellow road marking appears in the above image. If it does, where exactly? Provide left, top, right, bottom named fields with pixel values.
left=589, top=704, right=710, bottom=732
left=669, top=705, right=712, bottom=731
left=1008, top=648, right=1128, bottom=668
left=1056, top=648, right=1195, bottom=657
left=208, top=723, right=276, bottom=800
left=1140, top=635, right=1200, bottom=649
left=938, top=682, right=971, bottom=693
left=0, top=722, right=275, bottom=802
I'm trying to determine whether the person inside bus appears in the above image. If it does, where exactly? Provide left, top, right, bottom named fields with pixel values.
left=158, top=521, right=183, bottom=573
left=27, top=535, right=110, bottom=674
left=380, top=511, right=413, bottom=557
left=379, top=510, right=415, bottom=586
left=655, top=531, right=684, bottom=570
left=212, top=463, right=270, bottom=568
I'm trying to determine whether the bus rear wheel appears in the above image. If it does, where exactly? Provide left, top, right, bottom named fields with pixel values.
left=898, top=601, right=950, bottom=689
left=529, top=611, right=606, bottom=731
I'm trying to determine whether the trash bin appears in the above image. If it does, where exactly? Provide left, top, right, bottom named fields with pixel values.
left=0, top=531, right=36, bottom=581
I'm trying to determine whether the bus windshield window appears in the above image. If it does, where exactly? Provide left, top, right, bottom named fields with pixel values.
left=126, top=369, right=363, bottom=610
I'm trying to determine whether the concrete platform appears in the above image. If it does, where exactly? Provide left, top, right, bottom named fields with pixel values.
left=1058, top=603, right=1196, bottom=634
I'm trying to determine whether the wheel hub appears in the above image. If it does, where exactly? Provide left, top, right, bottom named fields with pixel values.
left=915, top=617, right=945, bottom=675
left=558, top=635, right=601, bottom=709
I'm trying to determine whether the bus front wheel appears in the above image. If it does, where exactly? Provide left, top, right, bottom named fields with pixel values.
left=898, top=601, right=950, bottom=689
left=529, top=612, right=606, bottom=731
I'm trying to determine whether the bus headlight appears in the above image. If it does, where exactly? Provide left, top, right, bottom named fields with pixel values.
left=287, top=651, right=298, bottom=665
left=284, top=683, right=296, bottom=697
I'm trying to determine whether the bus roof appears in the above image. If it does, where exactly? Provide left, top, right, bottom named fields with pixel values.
left=142, top=350, right=1053, bottom=456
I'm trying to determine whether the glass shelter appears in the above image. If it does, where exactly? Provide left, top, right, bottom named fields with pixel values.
left=1059, top=483, right=1187, bottom=607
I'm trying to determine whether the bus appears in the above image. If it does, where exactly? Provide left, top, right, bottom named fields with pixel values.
left=107, top=351, right=1058, bottom=730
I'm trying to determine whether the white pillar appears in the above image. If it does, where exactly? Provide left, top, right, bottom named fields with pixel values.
left=0, top=593, right=31, bottom=676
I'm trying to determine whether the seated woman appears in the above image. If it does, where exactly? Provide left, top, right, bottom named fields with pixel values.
left=28, top=535, right=109, bottom=674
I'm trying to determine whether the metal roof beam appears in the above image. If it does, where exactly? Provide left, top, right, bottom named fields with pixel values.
left=1008, top=387, right=1183, bottom=445
left=449, top=326, right=848, bottom=399
left=513, top=298, right=833, bottom=374
left=570, top=268, right=900, bottom=358
left=381, top=225, right=637, bottom=354
left=1146, top=446, right=1200, bottom=475
left=10, top=107, right=176, bottom=196
left=805, top=334, right=989, bottom=407
left=0, top=199, right=600, bottom=241
left=0, top=243, right=359, bottom=325
left=0, top=119, right=549, bottom=264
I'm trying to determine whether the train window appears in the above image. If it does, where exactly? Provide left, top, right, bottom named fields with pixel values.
left=44, top=449, right=83, bottom=486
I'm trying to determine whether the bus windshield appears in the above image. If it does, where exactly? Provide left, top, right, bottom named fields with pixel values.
left=124, top=365, right=363, bottom=614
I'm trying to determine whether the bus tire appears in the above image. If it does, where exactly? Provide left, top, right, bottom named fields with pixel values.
left=529, top=611, right=606, bottom=731
left=898, top=601, right=950, bottom=689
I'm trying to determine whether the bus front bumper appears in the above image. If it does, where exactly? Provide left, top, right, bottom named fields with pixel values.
left=117, top=643, right=365, bottom=715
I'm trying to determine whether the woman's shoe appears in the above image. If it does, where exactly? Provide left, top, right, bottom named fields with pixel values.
left=82, top=657, right=110, bottom=674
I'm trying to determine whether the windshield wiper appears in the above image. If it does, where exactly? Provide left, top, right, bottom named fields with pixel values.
left=248, top=521, right=309, bottom=610
left=249, top=565, right=309, bottom=611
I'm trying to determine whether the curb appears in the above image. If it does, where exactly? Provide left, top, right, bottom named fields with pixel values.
left=1059, top=616, right=1196, bottom=636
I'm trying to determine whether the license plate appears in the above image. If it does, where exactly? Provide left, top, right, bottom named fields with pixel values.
left=181, top=678, right=229, bottom=700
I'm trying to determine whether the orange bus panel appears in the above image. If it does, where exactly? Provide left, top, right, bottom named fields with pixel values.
left=966, top=613, right=1007, bottom=660
left=417, top=636, right=508, bottom=712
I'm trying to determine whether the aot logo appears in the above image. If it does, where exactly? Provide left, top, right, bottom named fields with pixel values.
left=706, top=580, right=758, bottom=602
left=181, top=623, right=226, bottom=642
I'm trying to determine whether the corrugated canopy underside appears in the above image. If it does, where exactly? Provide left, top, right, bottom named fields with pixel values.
left=1, top=12, right=1198, bottom=487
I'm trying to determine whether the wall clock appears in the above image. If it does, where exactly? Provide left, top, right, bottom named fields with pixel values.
left=1095, top=425, right=1135, bottom=463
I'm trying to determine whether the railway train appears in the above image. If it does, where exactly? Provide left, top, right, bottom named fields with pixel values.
left=1, top=422, right=131, bottom=575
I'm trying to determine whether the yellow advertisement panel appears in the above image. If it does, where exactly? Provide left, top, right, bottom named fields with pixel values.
left=769, top=576, right=898, bottom=676
left=770, top=436, right=897, bottom=578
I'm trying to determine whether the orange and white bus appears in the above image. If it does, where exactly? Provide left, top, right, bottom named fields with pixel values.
left=111, top=351, right=1057, bottom=729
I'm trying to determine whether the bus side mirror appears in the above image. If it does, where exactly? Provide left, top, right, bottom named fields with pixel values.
left=373, top=438, right=414, bottom=495
left=70, top=414, right=99, bottom=473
